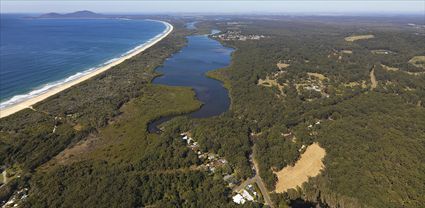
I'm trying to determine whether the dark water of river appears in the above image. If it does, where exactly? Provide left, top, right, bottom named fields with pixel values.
left=148, top=33, right=233, bottom=132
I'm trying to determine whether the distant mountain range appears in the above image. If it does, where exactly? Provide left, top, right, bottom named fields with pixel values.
left=38, top=10, right=104, bottom=19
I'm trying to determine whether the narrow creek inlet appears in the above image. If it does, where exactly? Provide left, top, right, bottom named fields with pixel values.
left=148, top=33, right=234, bottom=133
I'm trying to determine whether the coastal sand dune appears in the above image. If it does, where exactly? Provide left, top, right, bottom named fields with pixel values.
left=274, top=143, right=326, bottom=193
left=0, top=21, right=173, bottom=119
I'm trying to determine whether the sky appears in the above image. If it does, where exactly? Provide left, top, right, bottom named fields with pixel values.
left=1, top=0, right=424, bottom=15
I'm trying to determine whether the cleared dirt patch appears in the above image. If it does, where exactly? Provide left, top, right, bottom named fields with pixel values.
left=277, top=61, right=290, bottom=70
left=344, top=81, right=367, bottom=89
left=381, top=64, right=399, bottom=72
left=274, top=143, right=326, bottom=193
left=381, top=63, right=425, bottom=76
left=258, top=76, right=285, bottom=95
left=40, top=135, right=101, bottom=168
left=345, top=34, right=374, bottom=42
left=73, top=123, right=84, bottom=131
left=307, top=72, right=327, bottom=81
left=408, top=56, right=425, bottom=69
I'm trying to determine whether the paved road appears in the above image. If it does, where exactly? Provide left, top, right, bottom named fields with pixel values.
left=233, top=176, right=274, bottom=207
left=233, top=177, right=257, bottom=192
left=252, top=146, right=274, bottom=208
left=233, top=144, right=275, bottom=208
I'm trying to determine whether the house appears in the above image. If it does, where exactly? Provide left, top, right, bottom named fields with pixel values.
left=247, top=184, right=253, bottom=191
left=306, top=85, right=321, bottom=92
left=198, top=153, right=208, bottom=159
left=208, top=153, right=216, bottom=160
left=192, top=142, right=199, bottom=147
left=218, top=158, right=228, bottom=164
left=282, top=132, right=292, bottom=137
left=232, top=194, right=246, bottom=204
left=187, top=137, right=194, bottom=145
left=242, top=190, right=254, bottom=201
left=298, top=145, right=306, bottom=152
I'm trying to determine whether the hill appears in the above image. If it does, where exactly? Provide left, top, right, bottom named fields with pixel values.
left=38, top=10, right=103, bottom=19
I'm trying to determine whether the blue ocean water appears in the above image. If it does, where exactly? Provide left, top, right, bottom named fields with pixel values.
left=0, top=14, right=166, bottom=108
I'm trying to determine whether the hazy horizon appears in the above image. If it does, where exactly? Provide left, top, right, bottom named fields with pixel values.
left=1, top=1, right=424, bottom=15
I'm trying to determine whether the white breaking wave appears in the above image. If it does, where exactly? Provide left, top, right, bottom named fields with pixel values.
left=0, top=68, right=96, bottom=109
left=0, top=21, right=171, bottom=110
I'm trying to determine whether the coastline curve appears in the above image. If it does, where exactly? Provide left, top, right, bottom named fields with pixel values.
left=0, top=21, right=173, bottom=118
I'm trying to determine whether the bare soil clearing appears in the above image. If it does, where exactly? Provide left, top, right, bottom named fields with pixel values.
left=381, top=64, right=399, bottom=72
left=40, top=135, right=101, bottom=169
left=345, top=34, right=374, bottom=42
left=344, top=81, right=367, bottom=89
left=276, top=61, right=290, bottom=70
left=258, top=76, right=285, bottom=96
left=408, top=56, right=425, bottom=69
left=274, top=143, right=326, bottom=193
left=381, top=63, right=425, bottom=76
left=307, top=72, right=327, bottom=81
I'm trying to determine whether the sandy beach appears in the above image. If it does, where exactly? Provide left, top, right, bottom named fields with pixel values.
left=0, top=21, right=173, bottom=119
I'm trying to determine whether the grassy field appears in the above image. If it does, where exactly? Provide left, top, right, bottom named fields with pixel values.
left=206, top=68, right=232, bottom=90
left=274, top=143, right=326, bottom=193
left=345, top=34, right=375, bottom=42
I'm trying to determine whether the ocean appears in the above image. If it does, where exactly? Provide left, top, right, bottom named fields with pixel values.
left=0, top=14, right=166, bottom=108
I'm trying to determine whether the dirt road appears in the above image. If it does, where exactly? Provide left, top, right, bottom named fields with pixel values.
left=2, top=170, right=7, bottom=184
left=370, top=65, right=377, bottom=90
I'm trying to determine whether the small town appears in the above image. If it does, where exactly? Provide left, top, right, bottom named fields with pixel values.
left=179, top=133, right=263, bottom=205
left=212, top=30, right=266, bottom=41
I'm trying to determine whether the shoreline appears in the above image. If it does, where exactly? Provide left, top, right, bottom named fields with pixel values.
left=0, top=21, right=173, bottom=119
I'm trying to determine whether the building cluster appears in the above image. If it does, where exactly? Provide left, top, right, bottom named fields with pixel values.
left=213, top=31, right=265, bottom=41
left=306, top=120, right=322, bottom=137
left=180, top=133, right=262, bottom=205
left=297, top=74, right=330, bottom=99
left=304, top=85, right=322, bottom=93
left=407, top=23, right=425, bottom=29
left=232, top=184, right=258, bottom=205
left=300, top=83, right=330, bottom=99
left=180, top=133, right=228, bottom=173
